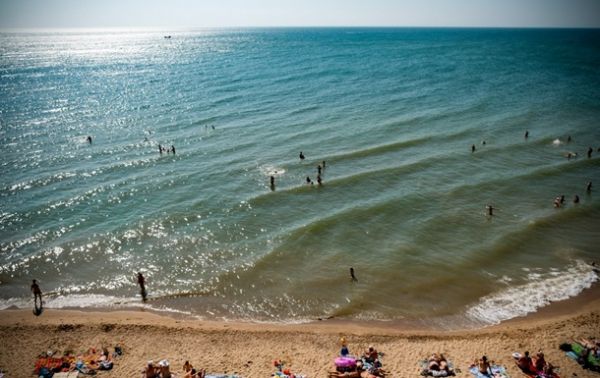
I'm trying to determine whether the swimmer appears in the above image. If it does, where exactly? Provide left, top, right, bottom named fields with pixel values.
left=588, top=147, right=593, bottom=158
left=137, top=272, right=147, bottom=302
left=525, top=130, right=529, bottom=139
left=482, top=140, right=486, bottom=145
left=587, top=181, right=592, bottom=193
left=86, top=136, right=92, bottom=144
left=306, top=176, right=313, bottom=185
left=299, top=151, right=305, bottom=160
left=270, top=176, right=275, bottom=190
left=350, top=267, right=358, bottom=282
left=471, top=144, right=476, bottom=153
left=553, top=197, right=561, bottom=208
left=574, top=194, right=580, bottom=204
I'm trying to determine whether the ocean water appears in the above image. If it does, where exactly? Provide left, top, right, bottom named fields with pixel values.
left=1, top=28, right=599, bottom=327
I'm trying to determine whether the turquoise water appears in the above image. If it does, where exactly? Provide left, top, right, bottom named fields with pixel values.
left=1, top=28, right=599, bottom=326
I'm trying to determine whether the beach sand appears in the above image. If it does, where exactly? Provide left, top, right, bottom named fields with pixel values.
left=1, top=295, right=599, bottom=378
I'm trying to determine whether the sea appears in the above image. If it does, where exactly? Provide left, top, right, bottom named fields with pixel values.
left=1, top=28, right=599, bottom=328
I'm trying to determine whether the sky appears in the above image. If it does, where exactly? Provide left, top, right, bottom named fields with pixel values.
left=0, top=0, right=599, bottom=29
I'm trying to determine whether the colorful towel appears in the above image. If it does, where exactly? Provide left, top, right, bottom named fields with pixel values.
left=469, top=365, right=509, bottom=378
left=564, top=342, right=600, bottom=372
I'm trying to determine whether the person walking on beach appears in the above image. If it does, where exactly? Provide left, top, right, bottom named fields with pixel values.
left=137, top=272, right=147, bottom=302
left=31, top=279, right=42, bottom=306
left=31, top=279, right=43, bottom=315
left=350, top=267, right=358, bottom=282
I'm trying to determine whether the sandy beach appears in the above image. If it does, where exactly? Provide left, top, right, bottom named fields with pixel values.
left=1, top=293, right=599, bottom=378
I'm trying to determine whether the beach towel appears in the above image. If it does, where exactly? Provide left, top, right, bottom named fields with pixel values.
left=563, top=342, right=600, bottom=372
left=420, top=359, right=456, bottom=377
left=469, top=365, right=509, bottom=378
left=53, top=372, right=82, bottom=378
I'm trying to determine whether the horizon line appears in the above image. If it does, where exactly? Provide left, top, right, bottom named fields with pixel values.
left=1, top=25, right=599, bottom=32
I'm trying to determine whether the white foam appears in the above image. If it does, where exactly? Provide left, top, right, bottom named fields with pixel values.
left=466, top=261, right=597, bottom=325
left=0, top=293, right=196, bottom=318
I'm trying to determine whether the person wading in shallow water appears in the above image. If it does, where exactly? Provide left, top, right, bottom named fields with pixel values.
left=31, top=279, right=43, bottom=315
left=137, top=272, right=148, bottom=302
left=350, top=267, right=358, bottom=282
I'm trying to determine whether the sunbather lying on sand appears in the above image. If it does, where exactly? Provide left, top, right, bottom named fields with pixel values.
left=421, top=353, right=454, bottom=377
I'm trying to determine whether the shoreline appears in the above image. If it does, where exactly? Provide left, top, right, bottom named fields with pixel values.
left=1, top=287, right=599, bottom=377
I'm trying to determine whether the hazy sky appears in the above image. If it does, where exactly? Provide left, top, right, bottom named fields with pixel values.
left=1, top=0, right=599, bottom=29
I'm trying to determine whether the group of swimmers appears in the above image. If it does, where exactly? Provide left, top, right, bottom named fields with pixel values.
left=301, top=152, right=326, bottom=187
left=552, top=181, right=592, bottom=208
left=269, top=152, right=326, bottom=190
left=477, top=131, right=595, bottom=214
left=158, top=144, right=176, bottom=155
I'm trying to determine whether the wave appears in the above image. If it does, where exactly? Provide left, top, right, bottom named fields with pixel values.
left=465, top=260, right=597, bottom=325
left=0, top=293, right=196, bottom=317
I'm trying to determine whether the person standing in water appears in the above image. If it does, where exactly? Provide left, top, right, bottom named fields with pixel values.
left=306, top=176, right=313, bottom=185
left=31, top=279, right=42, bottom=308
left=587, top=181, right=592, bottom=193
left=486, top=204, right=495, bottom=216
left=171, top=145, right=176, bottom=154
left=317, top=175, right=322, bottom=186
left=270, top=175, right=275, bottom=191
left=525, top=130, right=529, bottom=139
left=158, top=144, right=163, bottom=154
left=574, top=195, right=580, bottom=204
left=137, top=272, right=147, bottom=302
left=86, top=136, right=92, bottom=144
left=299, top=151, right=305, bottom=160
left=350, top=267, right=358, bottom=282
left=588, top=147, right=593, bottom=159
left=317, top=164, right=322, bottom=175
left=471, top=144, right=476, bottom=153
